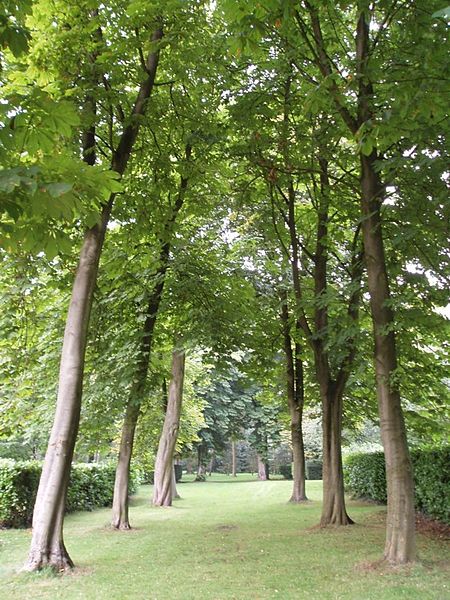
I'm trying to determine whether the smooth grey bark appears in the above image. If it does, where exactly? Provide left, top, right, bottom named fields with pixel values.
left=356, top=9, right=415, bottom=563
left=111, top=145, right=190, bottom=528
left=359, top=150, right=415, bottom=561
left=26, top=203, right=112, bottom=571
left=26, top=27, right=163, bottom=570
left=153, top=350, right=186, bottom=506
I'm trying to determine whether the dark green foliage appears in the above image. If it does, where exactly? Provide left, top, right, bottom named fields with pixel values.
left=0, top=460, right=41, bottom=528
left=0, top=460, right=140, bottom=528
left=66, top=463, right=140, bottom=513
left=344, top=448, right=450, bottom=523
left=136, top=468, right=154, bottom=484
left=344, top=452, right=387, bottom=503
left=306, top=460, right=323, bottom=480
left=174, top=464, right=183, bottom=483
left=278, top=464, right=293, bottom=480
left=412, top=448, right=450, bottom=524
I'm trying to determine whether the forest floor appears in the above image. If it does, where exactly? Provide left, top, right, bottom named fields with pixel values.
left=0, top=474, right=448, bottom=599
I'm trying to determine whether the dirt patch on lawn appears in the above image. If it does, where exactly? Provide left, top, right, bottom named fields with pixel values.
left=357, top=509, right=449, bottom=541
left=415, top=513, right=450, bottom=541
left=216, top=524, right=238, bottom=531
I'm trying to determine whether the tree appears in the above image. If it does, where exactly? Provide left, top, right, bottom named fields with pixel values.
left=225, top=42, right=363, bottom=521
left=111, top=144, right=192, bottom=529
left=153, top=349, right=185, bottom=506
left=25, top=1, right=164, bottom=570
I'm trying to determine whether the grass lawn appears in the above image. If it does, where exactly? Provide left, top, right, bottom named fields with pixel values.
left=0, top=474, right=448, bottom=599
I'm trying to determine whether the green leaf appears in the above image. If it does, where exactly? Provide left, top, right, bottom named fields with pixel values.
left=45, top=238, right=58, bottom=260
left=360, top=139, right=373, bottom=156
left=46, top=182, right=73, bottom=198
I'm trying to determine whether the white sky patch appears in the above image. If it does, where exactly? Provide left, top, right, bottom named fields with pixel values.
left=384, top=185, right=397, bottom=206
left=406, top=261, right=450, bottom=318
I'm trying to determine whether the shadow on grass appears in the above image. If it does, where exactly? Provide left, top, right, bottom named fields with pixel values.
left=179, top=477, right=287, bottom=484
left=129, top=495, right=189, bottom=510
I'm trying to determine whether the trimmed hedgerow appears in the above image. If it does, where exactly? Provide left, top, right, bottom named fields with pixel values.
left=306, top=460, right=323, bottom=480
left=277, top=462, right=323, bottom=481
left=0, top=460, right=141, bottom=528
left=344, top=447, right=450, bottom=524
left=412, top=448, right=450, bottom=524
left=0, top=460, right=41, bottom=528
left=343, top=452, right=387, bottom=503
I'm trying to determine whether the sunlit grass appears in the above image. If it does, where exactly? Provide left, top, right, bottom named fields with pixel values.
left=0, top=474, right=448, bottom=599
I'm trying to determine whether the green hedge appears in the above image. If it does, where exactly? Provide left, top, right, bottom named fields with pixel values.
left=0, top=460, right=41, bottom=528
left=344, top=447, right=450, bottom=524
left=344, top=452, right=387, bottom=503
left=276, top=462, right=323, bottom=480
left=306, top=460, right=323, bottom=480
left=412, top=448, right=450, bottom=524
left=0, top=460, right=141, bottom=528
left=142, top=465, right=183, bottom=485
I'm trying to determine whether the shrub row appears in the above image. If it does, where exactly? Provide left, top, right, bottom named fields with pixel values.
left=0, top=460, right=140, bottom=528
left=278, top=460, right=323, bottom=481
left=344, top=447, right=450, bottom=524
left=306, top=460, right=323, bottom=480
left=140, top=465, right=183, bottom=485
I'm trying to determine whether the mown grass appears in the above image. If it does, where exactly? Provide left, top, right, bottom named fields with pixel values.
left=0, top=474, right=448, bottom=599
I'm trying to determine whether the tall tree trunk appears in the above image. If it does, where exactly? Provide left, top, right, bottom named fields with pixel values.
left=171, top=464, right=180, bottom=500
left=305, top=3, right=415, bottom=559
left=356, top=11, right=415, bottom=563
left=207, top=450, right=215, bottom=476
left=26, top=27, right=163, bottom=570
left=111, top=401, right=140, bottom=529
left=314, top=157, right=352, bottom=525
left=111, top=284, right=166, bottom=527
left=26, top=204, right=112, bottom=571
left=231, top=439, right=237, bottom=477
left=257, top=454, right=267, bottom=481
left=153, top=350, right=185, bottom=506
left=320, top=381, right=353, bottom=526
left=290, top=411, right=307, bottom=502
left=111, top=144, right=190, bottom=528
left=195, top=446, right=205, bottom=480
left=280, top=291, right=307, bottom=502
left=360, top=152, right=415, bottom=562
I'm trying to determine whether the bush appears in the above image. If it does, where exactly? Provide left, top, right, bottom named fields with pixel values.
left=411, top=447, right=450, bottom=524
left=306, top=460, right=323, bottom=480
left=343, top=452, right=386, bottom=503
left=344, top=447, right=450, bottom=523
left=0, top=460, right=41, bottom=528
left=0, top=460, right=141, bottom=528
left=278, top=464, right=293, bottom=480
